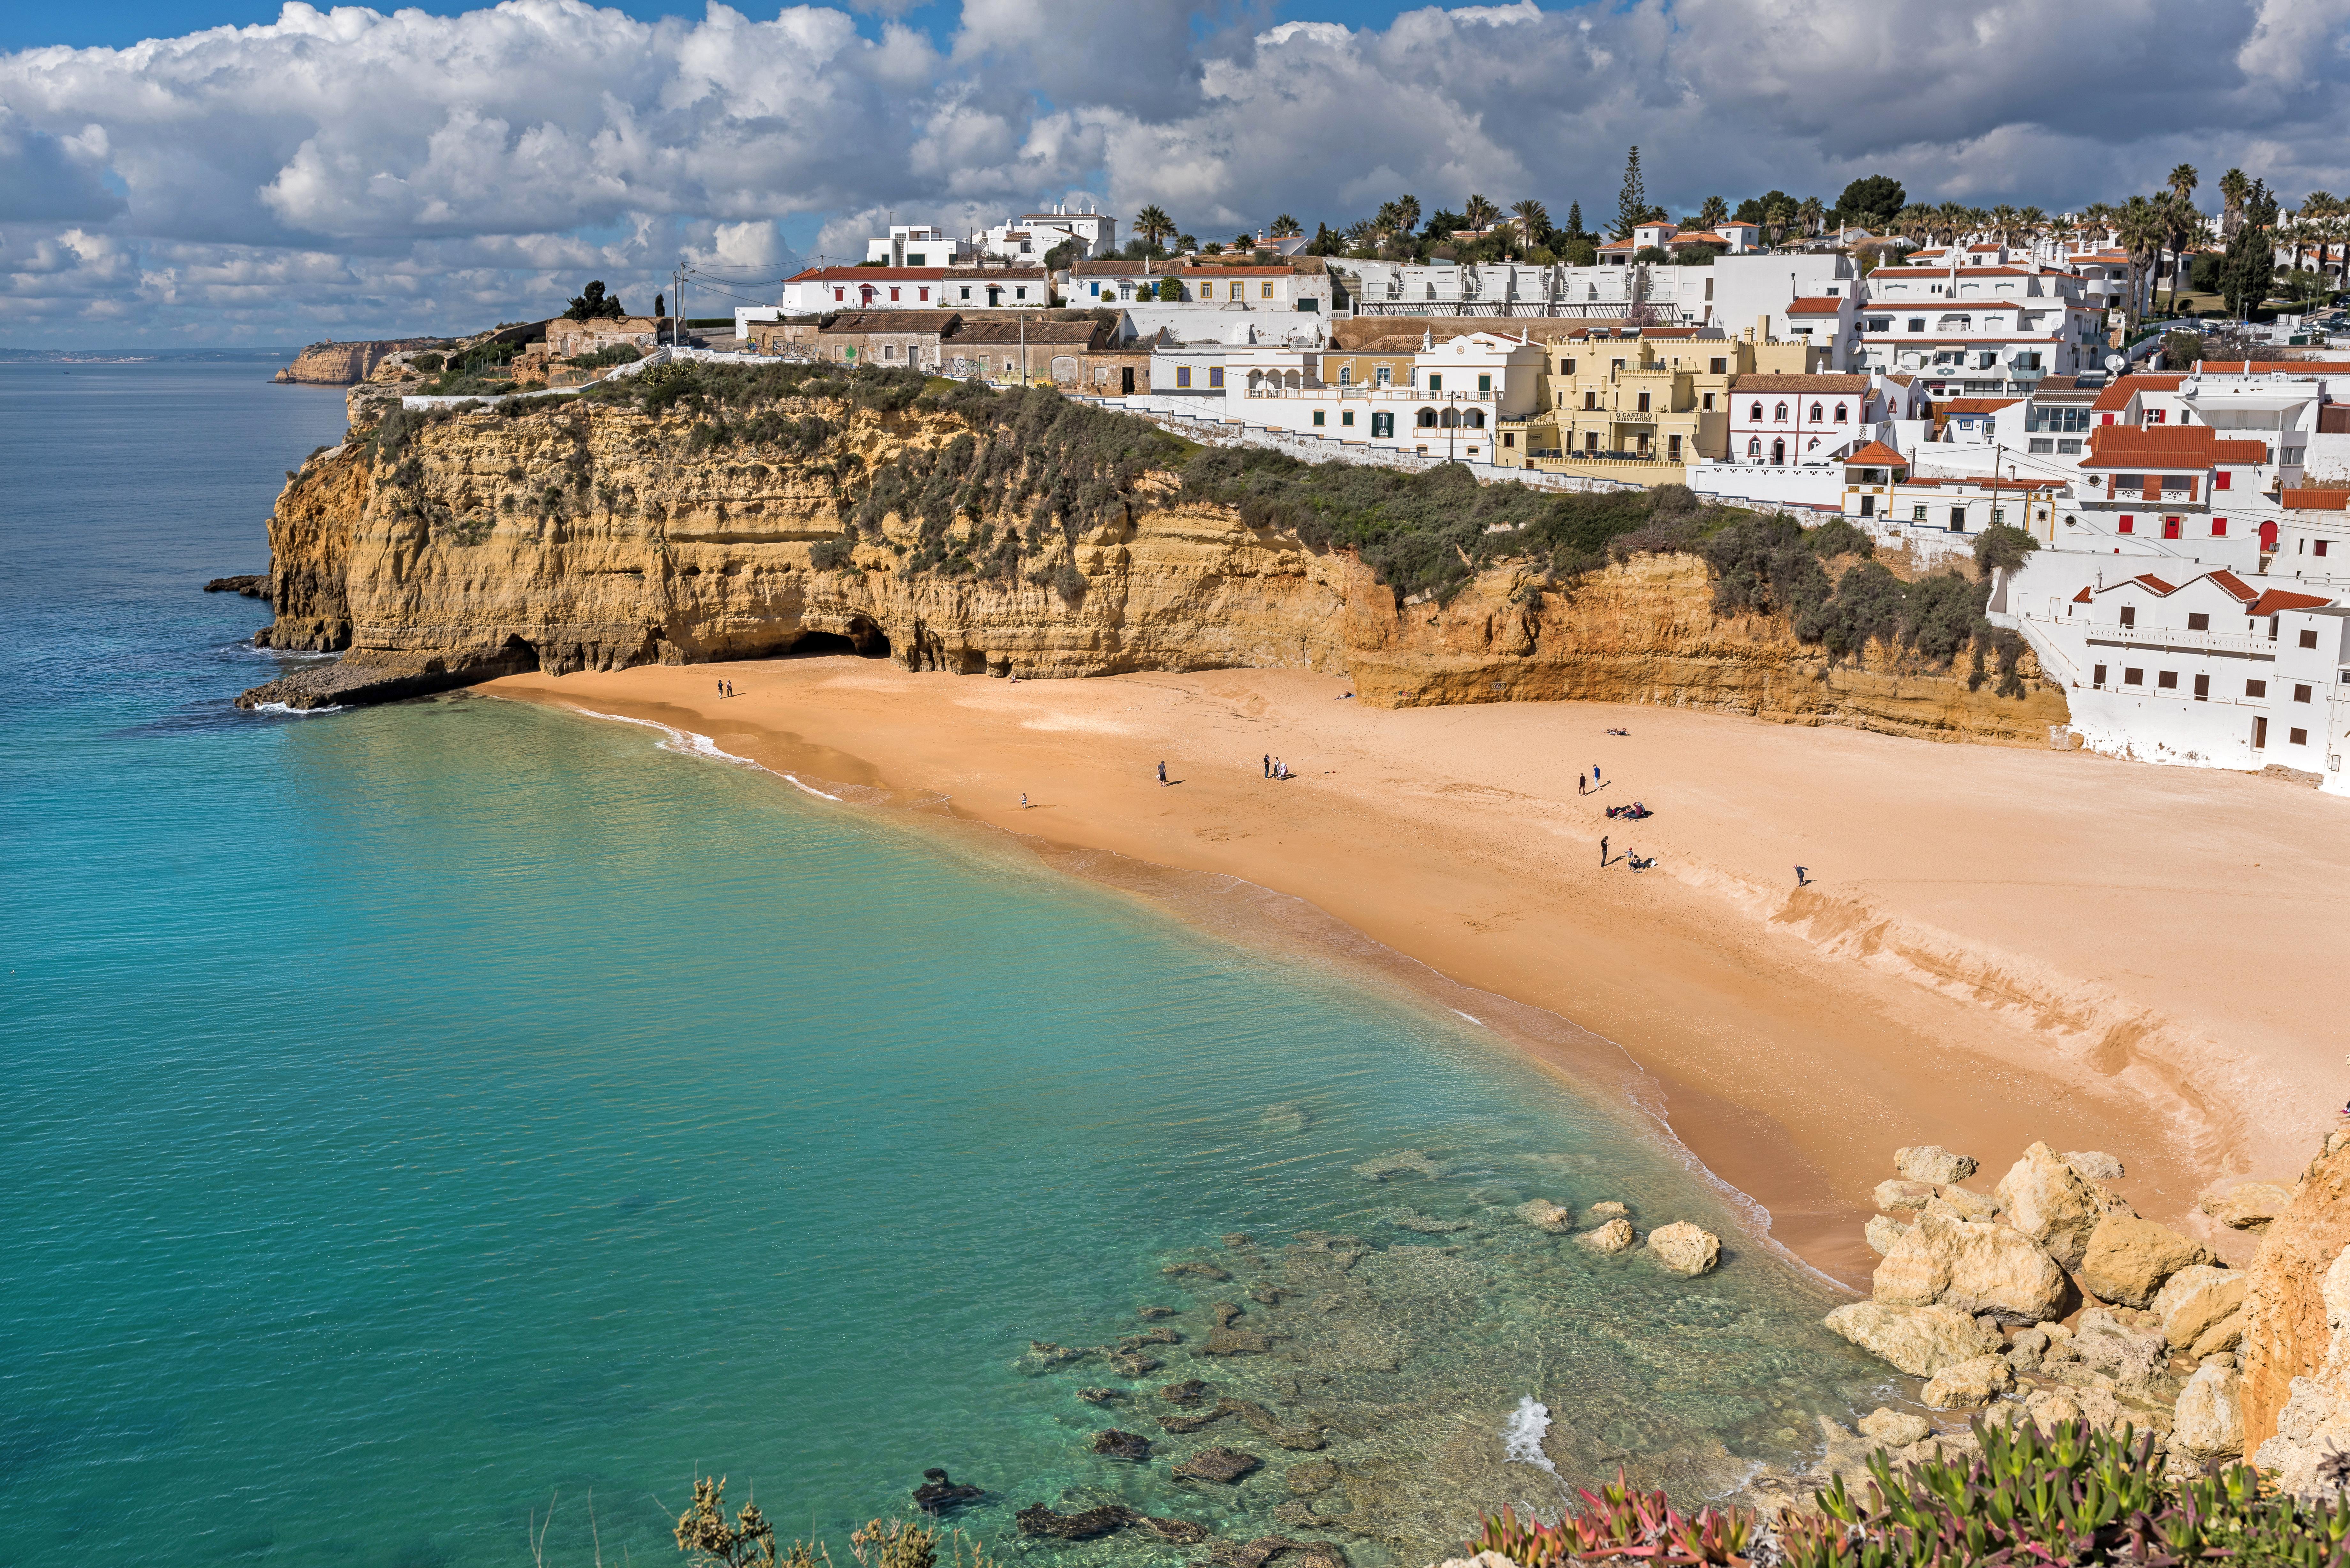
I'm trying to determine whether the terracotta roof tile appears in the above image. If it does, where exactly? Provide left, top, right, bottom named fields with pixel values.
left=2205, top=570, right=2257, bottom=602
left=819, top=310, right=961, bottom=334
left=2283, top=488, right=2350, bottom=510
left=1786, top=296, right=1848, bottom=314
left=2090, top=374, right=2184, bottom=411
left=1731, top=373, right=1873, bottom=393
left=789, top=266, right=946, bottom=282
left=2081, top=424, right=2267, bottom=467
left=2249, top=588, right=2335, bottom=615
left=1939, top=397, right=2020, bottom=414
left=1844, top=440, right=1907, bottom=465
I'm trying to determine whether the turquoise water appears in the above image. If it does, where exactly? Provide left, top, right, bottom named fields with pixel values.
left=0, top=362, right=1887, bottom=1568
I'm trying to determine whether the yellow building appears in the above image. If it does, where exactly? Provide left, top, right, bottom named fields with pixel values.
left=1495, top=322, right=1823, bottom=484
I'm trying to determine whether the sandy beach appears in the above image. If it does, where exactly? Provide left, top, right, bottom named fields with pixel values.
left=494, top=657, right=2349, bottom=1287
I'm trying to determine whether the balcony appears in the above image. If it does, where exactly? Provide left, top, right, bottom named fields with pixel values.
left=2081, top=625, right=2278, bottom=657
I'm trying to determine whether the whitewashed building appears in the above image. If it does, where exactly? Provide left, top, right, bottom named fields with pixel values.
left=863, top=225, right=976, bottom=266
left=982, top=205, right=1115, bottom=263
left=1854, top=248, right=2107, bottom=396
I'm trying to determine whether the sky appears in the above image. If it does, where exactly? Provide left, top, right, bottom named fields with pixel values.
left=3, top=0, right=2347, bottom=346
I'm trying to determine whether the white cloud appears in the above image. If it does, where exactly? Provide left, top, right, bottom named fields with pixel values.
left=0, top=0, right=2346, bottom=343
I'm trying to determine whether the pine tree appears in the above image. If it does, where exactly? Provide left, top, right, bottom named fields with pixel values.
left=1612, top=148, right=1646, bottom=241
left=1565, top=202, right=1583, bottom=241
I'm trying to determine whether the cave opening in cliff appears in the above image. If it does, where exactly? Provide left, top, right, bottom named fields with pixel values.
left=788, top=620, right=891, bottom=659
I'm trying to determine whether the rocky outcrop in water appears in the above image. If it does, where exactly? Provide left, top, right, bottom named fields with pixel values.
left=912, top=1468, right=985, bottom=1512
left=275, top=339, right=440, bottom=385
left=237, top=394, right=2066, bottom=739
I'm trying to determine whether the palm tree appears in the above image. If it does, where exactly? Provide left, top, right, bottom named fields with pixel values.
left=1133, top=205, right=1175, bottom=252
left=1463, top=194, right=1502, bottom=232
left=1510, top=198, right=1550, bottom=248
left=2160, top=193, right=2202, bottom=316
left=2218, top=169, right=2250, bottom=238
left=2018, top=206, right=2049, bottom=258
left=1698, top=195, right=1728, bottom=230
left=1798, top=195, right=1824, bottom=237
left=1392, top=194, right=1421, bottom=236
left=1932, top=200, right=1967, bottom=246
left=2168, top=164, right=2199, bottom=207
left=2114, top=195, right=2166, bottom=330
left=1891, top=203, right=1933, bottom=244
left=1269, top=214, right=1302, bottom=238
left=1990, top=204, right=2020, bottom=246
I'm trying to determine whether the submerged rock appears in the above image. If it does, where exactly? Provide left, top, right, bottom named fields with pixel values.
left=1285, top=1459, right=1339, bottom=1495
left=1015, top=1504, right=1132, bottom=1540
left=1223, top=1233, right=1256, bottom=1249
left=1138, top=1306, right=1179, bottom=1319
left=1824, top=1302, right=2003, bottom=1376
left=1250, top=1284, right=1291, bottom=1305
left=1076, top=1386, right=1124, bottom=1405
left=1896, top=1146, right=1979, bottom=1185
left=1516, top=1199, right=1574, bottom=1233
left=1647, top=1222, right=1720, bottom=1276
left=1174, top=1446, right=1263, bottom=1484
left=1202, top=1327, right=1274, bottom=1355
left=913, top=1469, right=985, bottom=1513
left=1391, top=1210, right=1476, bottom=1234
left=1091, top=1429, right=1152, bottom=1460
left=1021, top=1342, right=1096, bottom=1372
left=1587, top=1200, right=1629, bottom=1221
left=1165, top=1261, right=1235, bottom=1283
left=1161, top=1410, right=1227, bottom=1435
left=1579, top=1218, right=1635, bottom=1254
left=1160, top=1378, right=1210, bottom=1405
left=1134, top=1515, right=1210, bottom=1545
left=1212, top=1302, right=1244, bottom=1328
left=1107, top=1351, right=1163, bottom=1377
left=1352, top=1151, right=1441, bottom=1181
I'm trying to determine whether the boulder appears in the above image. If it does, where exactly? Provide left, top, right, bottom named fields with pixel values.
left=2065, top=1151, right=2125, bottom=1182
left=1873, top=1212, right=2070, bottom=1323
left=1092, top=1429, right=1152, bottom=1460
left=1824, top=1302, right=2003, bottom=1376
left=2152, top=1265, right=2247, bottom=1351
left=2071, top=1308, right=2167, bottom=1386
left=1933, top=1187, right=2002, bottom=1222
left=1921, top=1354, right=2013, bottom=1410
left=1588, top=1200, right=1630, bottom=1221
left=1897, top=1146, right=1979, bottom=1185
left=1015, top=1504, right=1132, bottom=1540
left=1516, top=1199, right=1574, bottom=1233
left=2079, top=1216, right=2214, bottom=1309
left=1996, top=1143, right=2106, bottom=1270
left=913, top=1469, right=986, bottom=1513
left=1865, top=1216, right=1911, bottom=1256
left=1578, top=1218, right=1635, bottom=1254
left=2172, top=1361, right=2245, bottom=1458
left=2189, top=1310, right=2246, bottom=1361
left=1172, top=1446, right=1262, bottom=1484
left=2006, top=1327, right=2050, bottom=1372
left=1857, top=1408, right=1930, bottom=1448
left=1874, top=1179, right=1938, bottom=1213
left=1647, top=1221, right=1721, bottom=1276
left=2202, top=1181, right=2294, bottom=1231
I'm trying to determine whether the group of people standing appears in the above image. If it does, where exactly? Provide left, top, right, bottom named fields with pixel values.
left=1261, top=754, right=1292, bottom=781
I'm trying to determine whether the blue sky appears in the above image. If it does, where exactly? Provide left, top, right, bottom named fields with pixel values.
left=4, top=0, right=2346, bottom=345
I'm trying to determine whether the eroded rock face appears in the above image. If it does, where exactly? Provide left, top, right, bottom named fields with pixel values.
left=2244, top=1133, right=2350, bottom=1470
left=1995, top=1142, right=2105, bottom=1271
left=1824, top=1303, right=2003, bottom=1376
left=240, top=397, right=2070, bottom=738
left=2208, top=1182, right=2295, bottom=1231
left=1897, top=1147, right=1978, bottom=1185
left=1646, top=1222, right=1721, bottom=1276
left=1872, top=1213, right=2069, bottom=1324
left=2079, top=1216, right=2214, bottom=1309
left=1873, top=1180, right=1938, bottom=1214
left=1865, top=1216, right=1912, bottom=1257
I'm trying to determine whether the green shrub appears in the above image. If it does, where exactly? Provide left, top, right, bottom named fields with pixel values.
left=809, top=537, right=854, bottom=571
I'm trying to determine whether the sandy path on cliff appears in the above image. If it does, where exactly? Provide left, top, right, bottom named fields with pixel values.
left=492, top=659, right=2348, bottom=1288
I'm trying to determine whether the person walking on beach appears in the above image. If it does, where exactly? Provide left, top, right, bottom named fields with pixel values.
left=717, top=678, right=725, bottom=698
left=1021, top=793, right=1029, bottom=810
left=1592, top=763, right=1601, bottom=785
left=1577, top=775, right=1586, bottom=796
left=1263, top=753, right=1270, bottom=778
left=1600, top=835, right=1608, bottom=866
left=1157, top=760, right=1167, bottom=786
left=1795, top=866, right=1810, bottom=888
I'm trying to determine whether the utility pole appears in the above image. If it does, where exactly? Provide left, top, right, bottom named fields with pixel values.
left=1020, top=312, right=1027, bottom=388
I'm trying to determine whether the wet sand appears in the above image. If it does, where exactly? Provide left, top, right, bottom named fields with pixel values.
left=493, top=658, right=2349, bottom=1287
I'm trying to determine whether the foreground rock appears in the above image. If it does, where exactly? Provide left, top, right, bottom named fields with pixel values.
left=1994, top=1143, right=2104, bottom=1270
left=1647, top=1221, right=1720, bottom=1276
left=2205, top=1182, right=2294, bottom=1232
left=1857, top=1408, right=1930, bottom=1447
left=1872, top=1211, right=2070, bottom=1323
left=1825, top=1302, right=2002, bottom=1376
left=1578, top=1218, right=1635, bottom=1254
left=913, top=1469, right=985, bottom=1512
left=1896, top=1146, right=1978, bottom=1185
left=1173, top=1446, right=1262, bottom=1484
left=2173, top=1362, right=2246, bottom=1459
left=1921, top=1354, right=2013, bottom=1409
left=2153, top=1265, right=2248, bottom=1351
left=2078, top=1216, right=2213, bottom=1309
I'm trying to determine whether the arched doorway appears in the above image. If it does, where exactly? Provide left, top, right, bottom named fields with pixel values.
left=859, top=284, right=876, bottom=306
left=1771, top=437, right=1786, bottom=465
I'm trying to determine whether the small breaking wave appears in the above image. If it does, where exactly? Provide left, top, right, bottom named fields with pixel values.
left=247, top=701, right=345, bottom=716
left=1501, top=1396, right=1560, bottom=1479
left=569, top=707, right=842, bottom=800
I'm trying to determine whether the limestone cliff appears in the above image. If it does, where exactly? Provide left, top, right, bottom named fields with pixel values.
left=238, top=394, right=2066, bottom=745
left=274, top=339, right=439, bottom=386
left=2240, top=1134, right=2350, bottom=1470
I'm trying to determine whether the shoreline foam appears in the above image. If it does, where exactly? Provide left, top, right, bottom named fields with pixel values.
left=490, top=657, right=2347, bottom=1287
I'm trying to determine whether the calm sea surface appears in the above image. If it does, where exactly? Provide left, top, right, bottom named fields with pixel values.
left=0, top=360, right=1888, bottom=1568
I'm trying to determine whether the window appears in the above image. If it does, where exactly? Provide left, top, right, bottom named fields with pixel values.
left=1749, top=402, right=1762, bottom=420
left=2119, top=515, right=2135, bottom=533
left=1564, top=358, right=1578, bottom=373
left=2093, top=663, right=2107, bottom=686
left=1015, top=287, right=1028, bottom=300
left=1992, top=508, right=2006, bottom=525
left=2117, top=473, right=2144, bottom=491
left=2058, top=439, right=2082, bottom=454
left=2290, top=727, right=2309, bottom=745
left=2123, top=667, right=2143, bottom=685
left=2188, top=613, right=2210, bottom=631
left=1261, top=282, right=1275, bottom=299
left=1502, top=433, right=1514, bottom=448
left=1370, top=411, right=1392, bottom=437
left=2194, top=674, right=2210, bottom=700
left=2294, top=683, right=2313, bottom=703
left=959, top=287, right=973, bottom=300
left=1810, top=402, right=1823, bottom=421
left=1912, top=505, right=1929, bottom=522
left=2120, top=606, right=2136, bottom=627
left=1636, top=391, right=1650, bottom=412
left=882, top=343, right=895, bottom=359
left=1834, top=403, right=1848, bottom=422
left=1668, top=434, right=1681, bottom=459
left=2147, top=409, right=2165, bottom=423
left=2248, top=679, right=2268, bottom=697
left=2303, top=629, right=2322, bottom=650
left=1702, top=393, right=1716, bottom=411
left=1199, top=282, right=1213, bottom=298
left=1341, top=410, right=1355, bottom=427
left=2212, top=518, right=2228, bottom=537
left=1428, top=374, right=1443, bottom=391
left=906, top=253, right=925, bottom=266
left=1908, top=318, right=1925, bottom=331
left=889, top=287, right=901, bottom=301
left=1209, top=367, right=1224, bottom=388
left=1774, top=401, right=1789, bottom=422
left=1748, top=437, right=1762, bottom=456
left=834, top=287, right=845, bottom=301
left=1479, top=374, right=1493, bottom=393
left=2318, top=541, right=2334, bottom=558
left=1177, top=366, right=1192, bottom=388
left=2157, top=671, right=2178, bottom=690
left=1338, top=366, right=1352, bottom=386
left=1709, top=358, right=1726, bottom=373
left=1866, top=319, right=1890, bottom=333
left=1312, top=410, right=1325, bottom=426
left=2030, top=439, right=2054, bottom=453
left=1374, top=364, right=1391, bottom=387
left=1584, top=391, right=1597, bottom=410
left=2214, top=471, right=2231, bottom=490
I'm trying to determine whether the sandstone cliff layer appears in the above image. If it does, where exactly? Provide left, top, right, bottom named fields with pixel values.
left=238, top=395, right=2065, bottom=745
left=274, top=339, right=439, bottom=386
left=2240, top=1133, right=2350, bottom=1472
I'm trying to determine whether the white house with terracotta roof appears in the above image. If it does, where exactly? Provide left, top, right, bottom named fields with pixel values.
left=2056, top=422, right=2272, bottom=568
left=1784, top=296, right=1857, bottom=369
left=2275, top=487, right=2350, bottom=586
left=1854, top=249, right=2105, bottom=396
left=1999, top=554, right=2350, bottom=792
left=771, top=266, right=946, bottom=316
left=1726, top=372, right=1889, bottom=466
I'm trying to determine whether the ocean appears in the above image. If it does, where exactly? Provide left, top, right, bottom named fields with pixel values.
left=0, top=359, right=1889, bottom=1568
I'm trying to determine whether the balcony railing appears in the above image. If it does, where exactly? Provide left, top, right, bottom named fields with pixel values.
left=1247, top=386, right=1497, bottom=401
